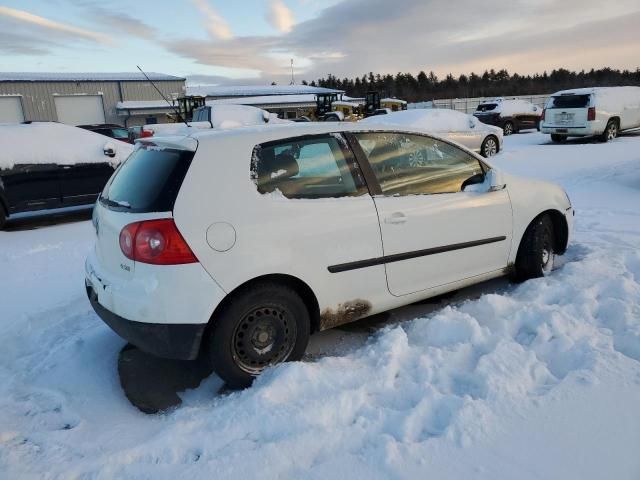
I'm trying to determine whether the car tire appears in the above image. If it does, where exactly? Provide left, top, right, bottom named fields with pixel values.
left=599, top=119, right=618, bottom=142
left=480, top=135, right=499, bottom=157
left=514, top=215, right=556, bottom=282
left=550, top=134, right=567, bottom=143
left=205, top=282, right=311, bottom=389
left=503, top=121, right=515, bottom=136
left=0, top=205, right=6, bottom=230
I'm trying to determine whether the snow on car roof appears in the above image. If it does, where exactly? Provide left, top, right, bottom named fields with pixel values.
left=187, top=84, right=343, bottom=97
left=0, top=122, right=133, bottom=169
left=0, top=72, right=184, bottom=82
left=359, top=108, right=474, bottom=132
left=551, top=86, right=640, bottom=96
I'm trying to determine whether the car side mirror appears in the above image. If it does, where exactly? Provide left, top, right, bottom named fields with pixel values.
left=487, top=169, right=506, bottom=191
left=103, top=144, right=116, bottom=158
left=461, top=172, right=485, bottom=191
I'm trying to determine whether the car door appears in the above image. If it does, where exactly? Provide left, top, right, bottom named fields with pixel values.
left=59, top=162, right=116, bottom=207
left=348, top=131, right=513, bottom=297
left=0, top=163, right=62, bottom=214
left=447, top=115, right=483, bottom=152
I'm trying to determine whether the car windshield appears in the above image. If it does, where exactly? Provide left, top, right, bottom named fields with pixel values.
left=476, top=104, right=497, bottom=112
left=547, top=95, right=591, bottom=109
left=100, top=147, right=193, bottom=212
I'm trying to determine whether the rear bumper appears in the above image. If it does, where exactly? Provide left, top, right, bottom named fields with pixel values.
left=87, top=282, right=206, bottom=360
left=540, top=124, right=599, bottom=137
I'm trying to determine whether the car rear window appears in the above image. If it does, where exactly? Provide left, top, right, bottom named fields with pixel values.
left=100, top=146, right=193, bottom=212
left=548, top=95, right=591, bottom=109
left=476, top=103, right=497, bottom=112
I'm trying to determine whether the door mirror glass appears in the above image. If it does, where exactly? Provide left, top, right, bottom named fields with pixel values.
left=461, top=172, right=485, bottom=191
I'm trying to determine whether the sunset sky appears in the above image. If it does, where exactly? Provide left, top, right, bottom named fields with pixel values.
left=1, top=0, right=639, bottom=84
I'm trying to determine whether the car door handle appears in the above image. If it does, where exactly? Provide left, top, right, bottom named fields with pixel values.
left=384, top=212, right=407, bottom=224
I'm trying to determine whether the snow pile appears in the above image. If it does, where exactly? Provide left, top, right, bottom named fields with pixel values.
left=1, top=133, right=640, bottom=478
left=0, top=122, right=133, bottom=170
left=361, top=108, right=476, bottom=132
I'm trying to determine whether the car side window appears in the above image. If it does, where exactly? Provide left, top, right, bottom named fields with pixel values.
left=353, top=132, right=484, bottom=196
left=252, top=135, right=366, bottom=199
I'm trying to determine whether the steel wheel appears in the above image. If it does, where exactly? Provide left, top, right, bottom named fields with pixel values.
left=503, top=122, right=514, bottom=136
left=540, top=231, right=555, bottom=274
left=481, top=136, right=498, bottom=157
left=231, top=305, right=297, bottom=375
left=606, top=121, right=618, bottom=141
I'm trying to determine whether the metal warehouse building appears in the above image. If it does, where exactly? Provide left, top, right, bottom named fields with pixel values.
left=0, top=72, right=186, bottom=127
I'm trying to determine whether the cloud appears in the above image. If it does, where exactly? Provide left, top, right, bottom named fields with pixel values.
left=191, top=0, right=233, bottom=40
left=267, top=0, right=294, bottom=33
left=0, top=5, right=111, bottom=44
left=87, top=8, right=158, bottom=40
left=0, top=30, right=54, bottom=56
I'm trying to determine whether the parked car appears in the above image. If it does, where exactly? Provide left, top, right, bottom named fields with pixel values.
left=474, top=98, right=542, bottom=135
left=361, top=108, right=503, bottom=157
left=0, top=122, right=132, bottom=229
left=540, top=87, right=640, bottom=142
left=78, top=124, right=133, bottom=143
left=86, top=122, right=573, bottom=388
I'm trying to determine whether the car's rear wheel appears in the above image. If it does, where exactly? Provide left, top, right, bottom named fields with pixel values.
left=599, top=119, right=618, bottom=142
left=205, top=282, right=310, bottom=389
left=514, top=215, right=556, bottom=281
left=550, top=134, right=567, bottom=143
left=503, top=121, right=515, bottom=136
left=481, top=135, right=499, bottom=157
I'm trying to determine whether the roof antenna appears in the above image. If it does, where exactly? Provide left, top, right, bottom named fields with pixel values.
left=136, top=65, right=189, bottom=127
left=290, top=58, right=295, bottom=85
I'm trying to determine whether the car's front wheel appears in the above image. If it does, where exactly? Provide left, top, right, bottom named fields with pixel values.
left=205, top=282, right=310, bottom=389
left=514, top=215, right=556, bottom=282
left=481, top=135, right=499, bottom=157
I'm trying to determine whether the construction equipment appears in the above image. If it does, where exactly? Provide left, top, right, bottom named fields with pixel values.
left=176, top=96, right=206, bottom=122
left=363, top=91, right=381, bottom=117
left=381, top=98, right=408, bottom=112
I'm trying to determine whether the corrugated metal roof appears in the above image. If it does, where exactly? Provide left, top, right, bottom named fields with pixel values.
left=208, top=94, right=318, bottom=106
left=0, top=72, right=185, bottom=82
left=187, top=84, right=343, bottom=98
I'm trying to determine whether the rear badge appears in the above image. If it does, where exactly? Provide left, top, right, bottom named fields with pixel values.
left=120, top=263, right=131, bottom=272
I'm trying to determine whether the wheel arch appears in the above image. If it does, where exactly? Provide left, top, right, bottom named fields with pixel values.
left=205, top=273, right=321, bottom=338
left=521, top=209, right=569, bottom=256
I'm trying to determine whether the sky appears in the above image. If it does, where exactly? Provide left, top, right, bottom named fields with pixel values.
left=1, top=0, right=639, bottom=86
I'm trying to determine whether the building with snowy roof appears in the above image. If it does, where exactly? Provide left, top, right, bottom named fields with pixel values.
left=0, top=72, right=186, bottom=127
left=188, top=84, right=344, bottom=119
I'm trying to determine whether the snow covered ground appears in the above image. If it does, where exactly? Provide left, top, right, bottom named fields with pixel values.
left=1, top=132, right=639, bottom=479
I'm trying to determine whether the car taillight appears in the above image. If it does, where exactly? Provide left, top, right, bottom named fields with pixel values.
left=540, top=108, right=546, bottom=121
left=140, top=129, right=153, bottom=138
left=119, top=219, right=197, bottom=265
left=587, top=107, right=596, bottom=121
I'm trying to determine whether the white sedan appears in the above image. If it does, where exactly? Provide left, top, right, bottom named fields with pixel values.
left=86, top=121, right=572, bottom=388
left=361, top=108, right=504, bottom=157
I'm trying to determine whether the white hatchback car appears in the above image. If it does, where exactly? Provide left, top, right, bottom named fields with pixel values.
left=86, top=122, right=573, bottom=388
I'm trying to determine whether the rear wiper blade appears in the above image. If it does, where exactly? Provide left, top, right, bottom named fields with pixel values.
left=100, top=197, right=131, bottom=209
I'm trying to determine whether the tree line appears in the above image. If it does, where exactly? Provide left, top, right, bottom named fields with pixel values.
left=302, top=67, right=640, bottom=102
